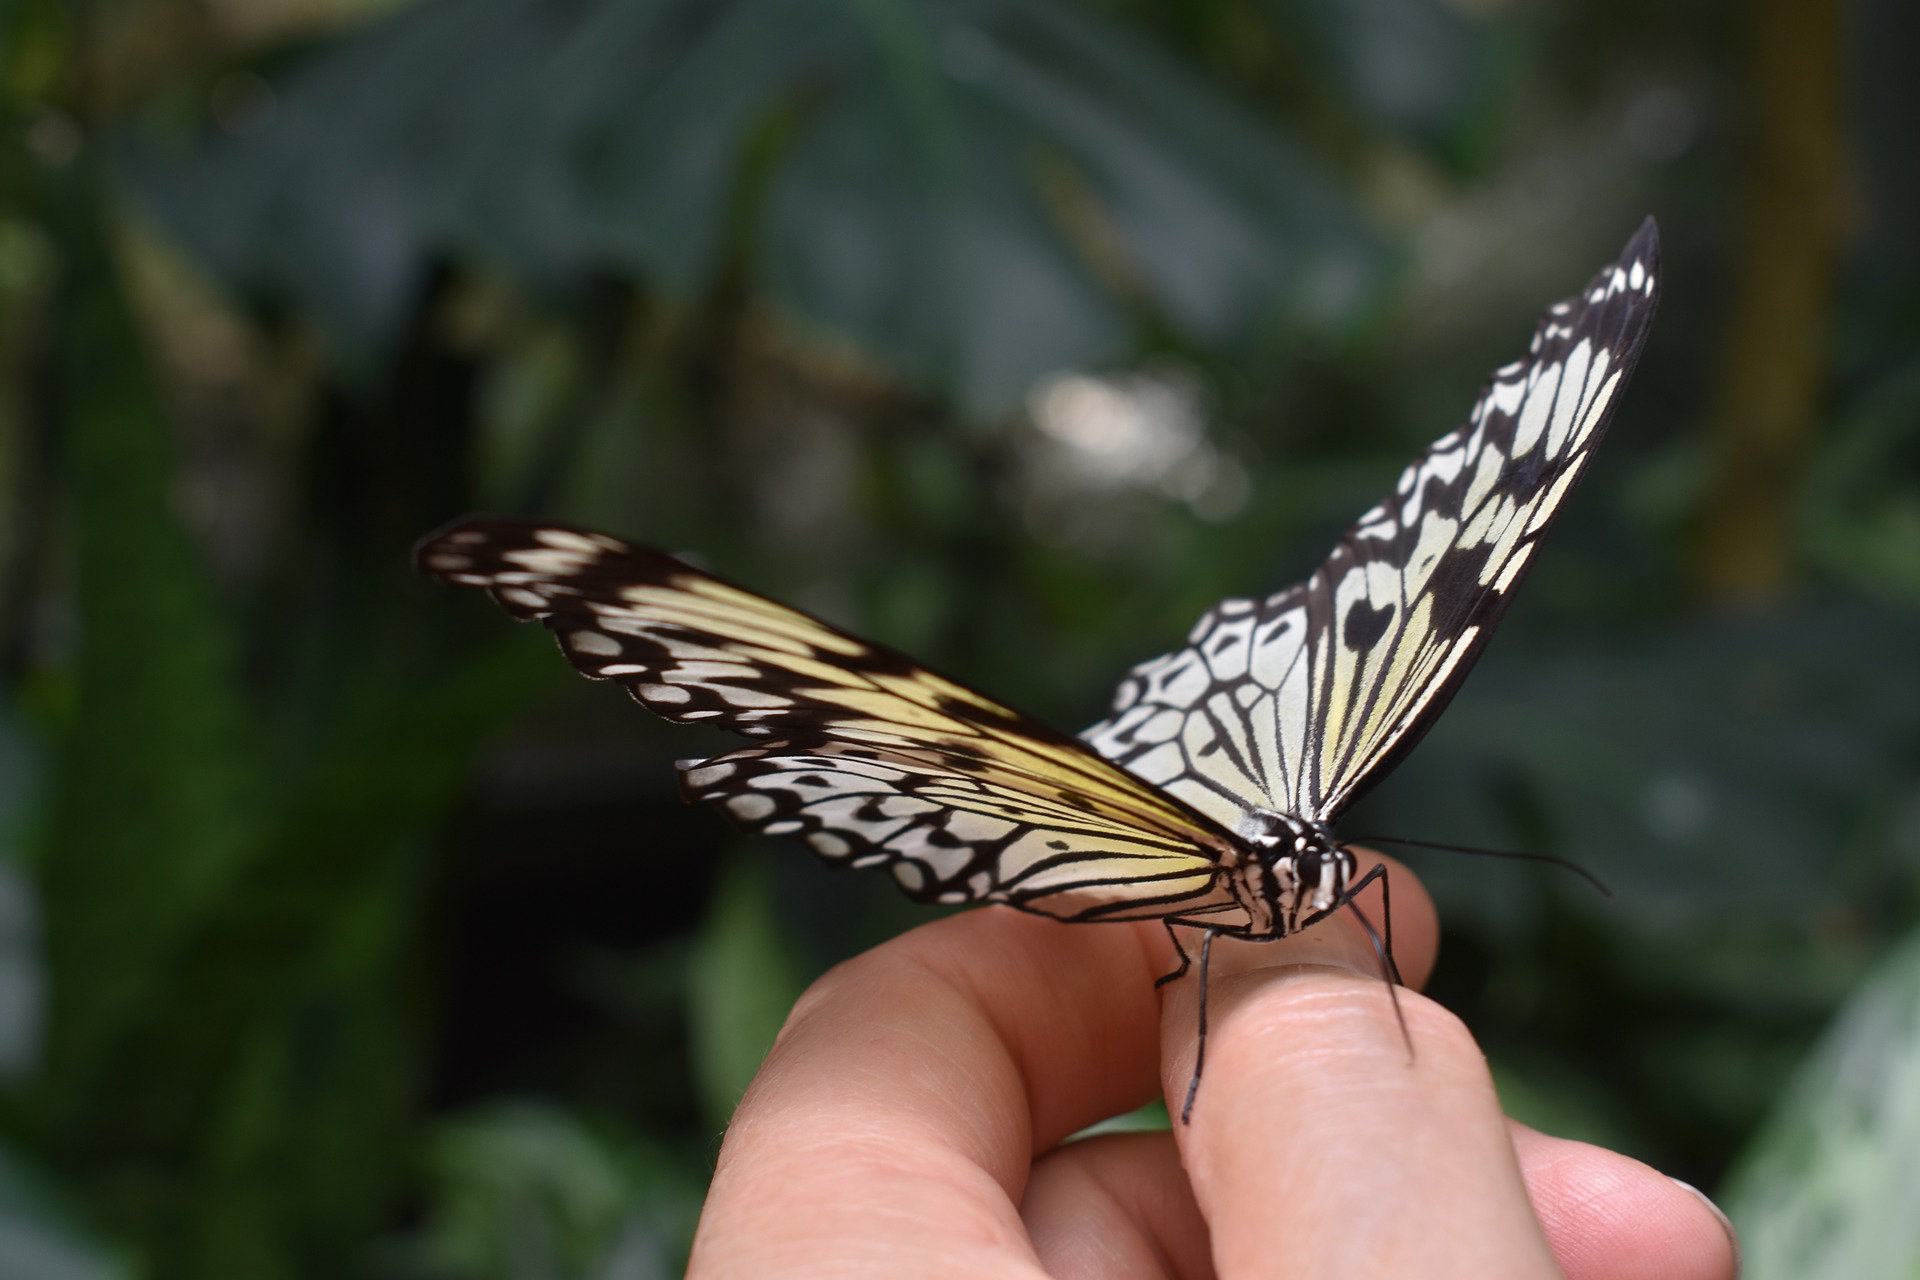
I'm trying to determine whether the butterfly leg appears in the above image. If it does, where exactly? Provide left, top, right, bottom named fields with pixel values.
left=1340, top=863, right=1412, bottom=1057
left=1341, top=859, right=1405, bottom=986
left=1178, top=929, right=1219, bottom=1125
left=1155, top=921, right=1193, bottom=988
left=1379, top=862, right=1403, bottom=987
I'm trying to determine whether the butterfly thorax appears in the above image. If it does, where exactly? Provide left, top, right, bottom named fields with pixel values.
left=1228, top=810, right=1355, bottom=939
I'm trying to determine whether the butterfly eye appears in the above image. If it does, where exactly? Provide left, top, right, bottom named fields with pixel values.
left=1293, top=848, right=1351, bottom=912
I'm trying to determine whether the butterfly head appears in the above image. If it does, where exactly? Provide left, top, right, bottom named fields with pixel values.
left=1237, top=809, right=1356, bottom=934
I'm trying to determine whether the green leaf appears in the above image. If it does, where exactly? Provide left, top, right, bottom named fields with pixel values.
left=685, top=849, right=807, bottom=1130
left=36, top=165, right=263, bottom=1118
left=159, top=634, right=557, bottom=1277
left=0, top=1140, right=132, bottom=1280
left=1720, top=928, right=1920, bottom=1278
left=130, top=0, right=1382, bottom=412
left=1261, top=0, right=1498, bottom=147
left=1800, top=359, right=1920, bottom=607
left=411, top=1101, right=696, bottom=1280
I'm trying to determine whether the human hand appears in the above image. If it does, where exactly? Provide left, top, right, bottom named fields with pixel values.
left=688, top=853, right=1739, bottom=1278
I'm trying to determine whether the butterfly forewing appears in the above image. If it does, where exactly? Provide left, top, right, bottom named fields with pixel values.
left=1084, top=219, right=1660, bottom=823
left=415, top=521, right=1247, bottom=924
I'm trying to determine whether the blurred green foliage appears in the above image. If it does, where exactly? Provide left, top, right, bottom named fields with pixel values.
left=1721, top=927, right=1920, bottom=1278
left=0, top=0, right=1915, bottom=1275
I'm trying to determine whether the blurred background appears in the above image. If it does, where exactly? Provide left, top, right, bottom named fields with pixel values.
left=2, top=0, right=1916, bottom=1275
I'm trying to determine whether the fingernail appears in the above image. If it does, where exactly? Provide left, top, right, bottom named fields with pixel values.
left=1669, top=1178, right=1741, bottom=1278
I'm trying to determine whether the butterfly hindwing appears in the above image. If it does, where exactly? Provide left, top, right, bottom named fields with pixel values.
left=680, top=739, right=1253, bottom=927
left=415, top=520, right=1248, bottom=926
left=1084, top=219, right=1661, bottom=822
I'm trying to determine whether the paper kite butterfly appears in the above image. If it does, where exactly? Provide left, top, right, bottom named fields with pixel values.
left=418, top=220, right=1660, bottom=1119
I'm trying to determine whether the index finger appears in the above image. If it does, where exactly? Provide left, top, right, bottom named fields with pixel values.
left=1164, top=855, right=1557, bottom=1279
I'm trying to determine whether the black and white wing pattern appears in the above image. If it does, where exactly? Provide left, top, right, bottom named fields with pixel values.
left=418, top=220, right=1660, bottom=963
left=1084, top=219, right=1661, bottom=828
left=415, top=521, right=1259, bottom=930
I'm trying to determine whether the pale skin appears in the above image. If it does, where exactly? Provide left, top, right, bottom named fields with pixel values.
left=688, top=853, right=1740, bottom=1279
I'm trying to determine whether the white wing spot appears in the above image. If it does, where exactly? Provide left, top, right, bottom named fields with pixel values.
left=728, top=794, right=776, bottom=821
left=568, top=631, right=622, bottom=657
left=535, top=529, right=606, bottom=554
left=505, top=547, right=595, bottom=575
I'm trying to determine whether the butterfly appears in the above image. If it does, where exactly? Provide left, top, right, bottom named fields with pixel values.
left=417, top=219, right=1660, bottom=1121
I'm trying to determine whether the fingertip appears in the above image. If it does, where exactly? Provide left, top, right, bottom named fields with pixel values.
left=1509, top=1124, right=1740, bottom=1280
left=1166, top=969, right=1554, bottom=1276
left=1668, top=1180, right=1741, bottom=1278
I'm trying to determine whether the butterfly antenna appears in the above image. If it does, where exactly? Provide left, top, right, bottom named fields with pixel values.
left=1348, top=834, right=1612, bottom=899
